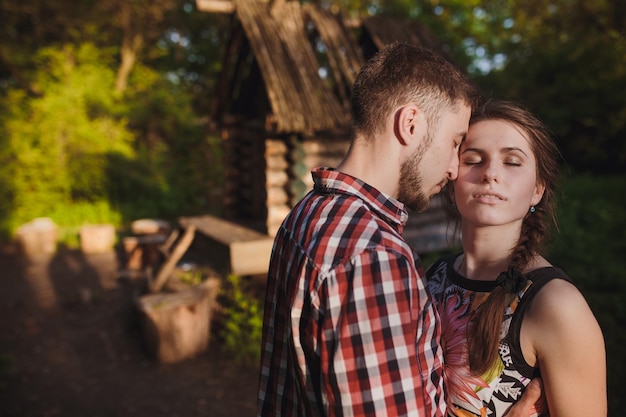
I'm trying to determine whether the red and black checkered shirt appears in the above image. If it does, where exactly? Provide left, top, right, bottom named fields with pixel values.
left=257, top=167, right=445, bottom=417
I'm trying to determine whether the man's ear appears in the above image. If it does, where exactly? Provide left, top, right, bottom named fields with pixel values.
left=394, top=104, right=424, bottom=146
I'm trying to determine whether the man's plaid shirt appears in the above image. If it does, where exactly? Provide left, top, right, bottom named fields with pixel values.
left=257, top=167, right=445, bottom=417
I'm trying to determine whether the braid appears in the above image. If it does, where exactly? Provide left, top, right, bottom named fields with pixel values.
left=467, top=287, right=507, bottom=374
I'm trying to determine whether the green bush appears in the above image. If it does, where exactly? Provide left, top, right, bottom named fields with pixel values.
left=219, top=275, right=263, bottom=366
left=0, top=42, right=224, bottom=242
left=0, top=43, right=132, bottom=237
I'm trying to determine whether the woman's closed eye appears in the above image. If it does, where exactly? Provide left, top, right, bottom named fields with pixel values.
left=504, top=159, right=522, bottom=166
left=461, top=157, right=482, bottom=165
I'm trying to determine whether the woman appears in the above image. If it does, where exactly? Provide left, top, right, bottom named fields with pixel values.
left=426, top=99, right=607, bottom=417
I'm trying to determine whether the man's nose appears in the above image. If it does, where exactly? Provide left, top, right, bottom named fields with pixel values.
left=447, top=155, right=459, bottom=180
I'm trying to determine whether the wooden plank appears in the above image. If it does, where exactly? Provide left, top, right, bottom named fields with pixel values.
left=304, top=5, right=364, bottom=96
left=149, top=225, right=197, bottom=293
left=179, top=215, right=274, bottom=276
left=274, top=3, right=348, bottom=129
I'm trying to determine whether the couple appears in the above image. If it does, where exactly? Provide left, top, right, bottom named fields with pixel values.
left=257, top=42, right=606, bottom=417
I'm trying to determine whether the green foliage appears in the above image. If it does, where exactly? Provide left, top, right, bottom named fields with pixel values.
left=174, top=268, right=207, bottom=287
left=0, top=37, right=224, bottom=241
left=468, top=0, right=626, bottom=173
left=219, top=275, right=264, bottom=366
left=0, top=43, right=133, bottom=236
left=113, top=63, right=224, bottom=218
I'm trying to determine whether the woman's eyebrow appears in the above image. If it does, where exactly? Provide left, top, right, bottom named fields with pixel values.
left=460, top=146, right=528, bottom=156
left=460, top=147, right=482, bottom=154
left=502, top=146, right=529, bottom=156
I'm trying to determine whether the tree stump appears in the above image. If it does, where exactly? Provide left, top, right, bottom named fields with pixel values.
left=79, top=224, right=116, bottom=254
left=137, top=277, right=220, bottom=363
left=15, top=218, right=58, bottom=256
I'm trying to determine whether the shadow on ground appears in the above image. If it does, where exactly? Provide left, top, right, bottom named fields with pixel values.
left=0, top=244, right=258, bottom=417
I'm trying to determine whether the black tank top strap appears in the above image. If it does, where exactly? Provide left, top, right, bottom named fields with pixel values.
left=506, top=266, right=573, bottom=378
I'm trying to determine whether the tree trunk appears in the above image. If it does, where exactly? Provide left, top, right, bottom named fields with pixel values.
left=115, top=2, right=143, bottom=93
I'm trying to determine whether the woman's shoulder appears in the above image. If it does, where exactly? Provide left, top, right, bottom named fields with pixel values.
left=528, top=276, right=586, bottom=317
left=424, top=253, right=460, bottom=295
left=524, top=269, right=598, bottom=347
left=425, top=253, right=458, bottom=277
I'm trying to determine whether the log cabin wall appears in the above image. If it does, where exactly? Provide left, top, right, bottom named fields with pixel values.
left=265, top=136, right=292, bottom=236
left=221, top=115, right=268, bottom=232
left=265, top=133, right=351, bottom=236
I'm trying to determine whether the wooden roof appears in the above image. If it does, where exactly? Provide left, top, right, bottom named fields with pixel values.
left=201, top=0, right=448, bottom=134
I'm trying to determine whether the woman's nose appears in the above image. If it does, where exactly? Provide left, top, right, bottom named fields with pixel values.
left=482, top=164, right=499, bottom=183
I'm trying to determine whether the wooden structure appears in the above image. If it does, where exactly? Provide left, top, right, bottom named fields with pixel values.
left=138, top=277, right=220, bottom=363
left=132, top=222, right=222, bottom=363
left=197, top=0, right=457, bottom=254
left=179, top=215, right=274, bottom=276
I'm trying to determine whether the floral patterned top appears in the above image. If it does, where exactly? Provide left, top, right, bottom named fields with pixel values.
left=426, top=255, right=570, bottom=417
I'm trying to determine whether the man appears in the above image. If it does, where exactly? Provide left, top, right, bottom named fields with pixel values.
left=257, top=42, right=539, bottom=416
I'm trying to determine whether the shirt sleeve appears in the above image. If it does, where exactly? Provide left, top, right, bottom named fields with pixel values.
left=314, top=248, right=432, bottom=417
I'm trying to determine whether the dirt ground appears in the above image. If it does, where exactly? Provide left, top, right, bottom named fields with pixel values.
left=0, top=243, right=259, bottom=417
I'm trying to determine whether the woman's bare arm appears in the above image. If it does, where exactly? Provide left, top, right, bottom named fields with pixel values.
left=522, top=279, right=607, bottom=417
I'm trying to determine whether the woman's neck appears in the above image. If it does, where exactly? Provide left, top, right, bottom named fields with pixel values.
left=458, top=223, right=519, bottom=281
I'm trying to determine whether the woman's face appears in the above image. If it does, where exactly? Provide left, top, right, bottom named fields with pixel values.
left=453, top=119, right=545, bottom=228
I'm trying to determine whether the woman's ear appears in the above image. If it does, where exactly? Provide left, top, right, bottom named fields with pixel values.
left=531, top=181, right=546, bottom=207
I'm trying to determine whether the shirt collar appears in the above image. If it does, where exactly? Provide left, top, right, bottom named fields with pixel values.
left=311, top=167, right=408, bottom=230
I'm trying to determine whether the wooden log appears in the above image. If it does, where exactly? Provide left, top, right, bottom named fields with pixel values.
left=301, top=139, right=350, bottom=156
left=265, top=139, right=288, bottom=156
left=267, top=205, right=291, bottom=228
left=266, top=170, right=289, bottom=187
left=137, top=278, right=220, bottom=363
left=266, top=223, right=280, bottom=237
left=302, top=155, right=340, bottom=171
left=266, top=186, right=290, bottom=206
left=266, top=154, right=289, bottom=170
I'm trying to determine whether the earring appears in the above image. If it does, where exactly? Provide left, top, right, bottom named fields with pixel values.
left=529, top=206, right=536, bottom=213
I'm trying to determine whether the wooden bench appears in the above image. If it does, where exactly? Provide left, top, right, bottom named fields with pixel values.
left=178, top=215, right=274, bottom=276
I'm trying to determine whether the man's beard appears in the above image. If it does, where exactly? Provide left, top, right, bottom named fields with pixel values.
left=397, top=138, right=431, bottom=212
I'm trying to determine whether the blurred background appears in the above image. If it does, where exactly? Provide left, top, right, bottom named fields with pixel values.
left=0, top=0, right=624, bottom=415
